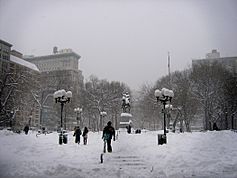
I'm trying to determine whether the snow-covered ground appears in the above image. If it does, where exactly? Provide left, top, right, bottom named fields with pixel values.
left=0, top=129, right=237, bottom=178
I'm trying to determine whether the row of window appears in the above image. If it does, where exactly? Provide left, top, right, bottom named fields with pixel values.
left=38, top=65, right=75, bottom=71
left=39, top=67, right=61, bottom=71
left=0, top=46, right=10, bottom=54
left=35, top=58, right=78, bottom=70
left=0, top=54, right=10, bottom=60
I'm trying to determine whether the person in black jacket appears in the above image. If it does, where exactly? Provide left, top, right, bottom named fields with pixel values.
left=213, top=123, right=219, bottom=131
left=127, top=124, right=131, bottom=134
left=82, top=127, right=89, bottom=145
left=23, top=125, right=29, bottom=135
left=73, top=126, right=82, bottom=144
left=102, top=121, right=115, bottom=152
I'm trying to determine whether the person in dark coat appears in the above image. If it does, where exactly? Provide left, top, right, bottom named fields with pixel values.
left=127, top=124, right=131, bottom=134
left=213, top=123, right=219, bottom=131
left=82, top=127, right=89, bottom=145
left=102, top=121, right=115, bottom=152
left=23, top=125, right=29, bottom=135
left=73, top=126, right=82, bottom=144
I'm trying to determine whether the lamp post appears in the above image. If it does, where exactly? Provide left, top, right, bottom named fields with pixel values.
left=74, top=107, right=82, bottom=127
left=9, top=111, right=14, bottom=128
left=154, top=88, right=174, bottom=145
left=28, top=115, right=32, bottom=127
left=100, top=111, right=107, bottom=131
left=53, top=89, right=72, bottom=145
left=165, top=104, right=173, bottom=131
left=225, top=111, right=228, bottom=129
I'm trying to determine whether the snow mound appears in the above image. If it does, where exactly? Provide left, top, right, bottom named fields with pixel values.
left=120, top=113, right=132, bottom=117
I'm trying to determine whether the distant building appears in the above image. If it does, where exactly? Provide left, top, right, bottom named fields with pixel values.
left=24, top=47, right=84, bottom=130
left=206, top=49, right=220, bottom=59
left=0, top=39, right=12, bottom=73
left=24, top=48, right=81, bottom=72
left=0, top=39, right=41, bottom=129
left=192, top=49, right=237, bottom=73
left=11, top=49, right=23, bottom=58
left=9, top=55, right=41, bottom=129
left=0, top=39, right=12, bottom=61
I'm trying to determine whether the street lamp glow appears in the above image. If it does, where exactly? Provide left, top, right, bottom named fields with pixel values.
left=54, top=89, right=72, bottom=103
left=154, top=89, right=162, bottom=98
left=74, top=107, right=82, bottom=112
left=100, top=111, right=107, bottom=131
left=161, top=88, right=174, bottom=98
left=100, top=111, right=107, bottom=116
left=66, top=91, right=72, bottom=98
left=74, top=107, right=83, bottom=126
left=165, top=104, right=173, bottom=109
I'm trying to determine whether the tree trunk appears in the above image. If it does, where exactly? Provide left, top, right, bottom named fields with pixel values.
left=173, top=111, right=180, bottom=133
left=180, top=119, right=184, bottom=133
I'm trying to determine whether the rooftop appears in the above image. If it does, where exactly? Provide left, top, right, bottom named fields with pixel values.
left=0, top=39, right=13, bottom=47
left=10, top=55, right=40, bottom=72
left=24, top=50, right=81, bottom=61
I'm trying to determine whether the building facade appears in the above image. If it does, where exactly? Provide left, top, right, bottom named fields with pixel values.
left=0, top=39, right=12, bottom=61
left=0, top=39, right=12, bottom=74
left=24, top=47, right=84, bottom=130
left=192, top=49, right=237, bottom=73
left=24, top=48, right=80, bottom=72
left=0, top=39, right=41, bottom=130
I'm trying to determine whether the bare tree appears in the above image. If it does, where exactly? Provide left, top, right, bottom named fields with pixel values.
left=135, top=83, right=159, bottom=130
left=82, top=75, right=129, bottom=131
left=191, top=62, right=232, bottom=130
left=0, top=65, right=40, bottom=129
left=172, top=70, right=198, bottom=132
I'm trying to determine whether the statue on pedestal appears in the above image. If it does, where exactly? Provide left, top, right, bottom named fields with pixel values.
left=122, top=92, right=130, bottom=113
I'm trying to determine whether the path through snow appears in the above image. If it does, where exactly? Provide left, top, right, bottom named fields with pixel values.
left=0, top=130, right=237, bottom=178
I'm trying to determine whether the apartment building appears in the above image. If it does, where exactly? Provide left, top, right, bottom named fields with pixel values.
left=24, top=47, right=84, bottom=130
left=0, top=39, right=41, bottom=129
left=192, top=49, right=237, bottom=73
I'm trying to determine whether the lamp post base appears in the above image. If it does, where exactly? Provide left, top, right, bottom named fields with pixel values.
left=58, top=130, right=68, bottom=145
left=59, top=132, right=63, bottom=145
left=158, top=134, right=167, bottom=145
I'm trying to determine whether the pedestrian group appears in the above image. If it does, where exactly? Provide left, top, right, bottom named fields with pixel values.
left=73, top=126, right=89, bottom=145
left=23, top=121, right=117, bottom=152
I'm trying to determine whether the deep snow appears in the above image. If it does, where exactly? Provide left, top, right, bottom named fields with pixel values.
left=0, top=129, right=237, bottom=178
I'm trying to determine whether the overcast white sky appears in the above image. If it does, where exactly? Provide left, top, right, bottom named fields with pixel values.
left=0, top=0, right=237, bottom=90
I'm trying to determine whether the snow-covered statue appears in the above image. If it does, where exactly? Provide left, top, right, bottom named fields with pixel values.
left=122, top=92, right=130, bottom=113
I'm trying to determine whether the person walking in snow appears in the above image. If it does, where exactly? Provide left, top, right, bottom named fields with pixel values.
left=102, top=121, right=115, bottom=153
left=82, top=127, right=89, bottom=145
left=73, top=126, right=82, bottom=144
left=213, top=123, right=219, bottom=131
left=126, top=124, right=131, bottom=134
left=23, top=125, right=29, bottom=135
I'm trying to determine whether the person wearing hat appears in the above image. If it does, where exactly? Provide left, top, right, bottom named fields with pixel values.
left=102, top=121, right=115, bottom=152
